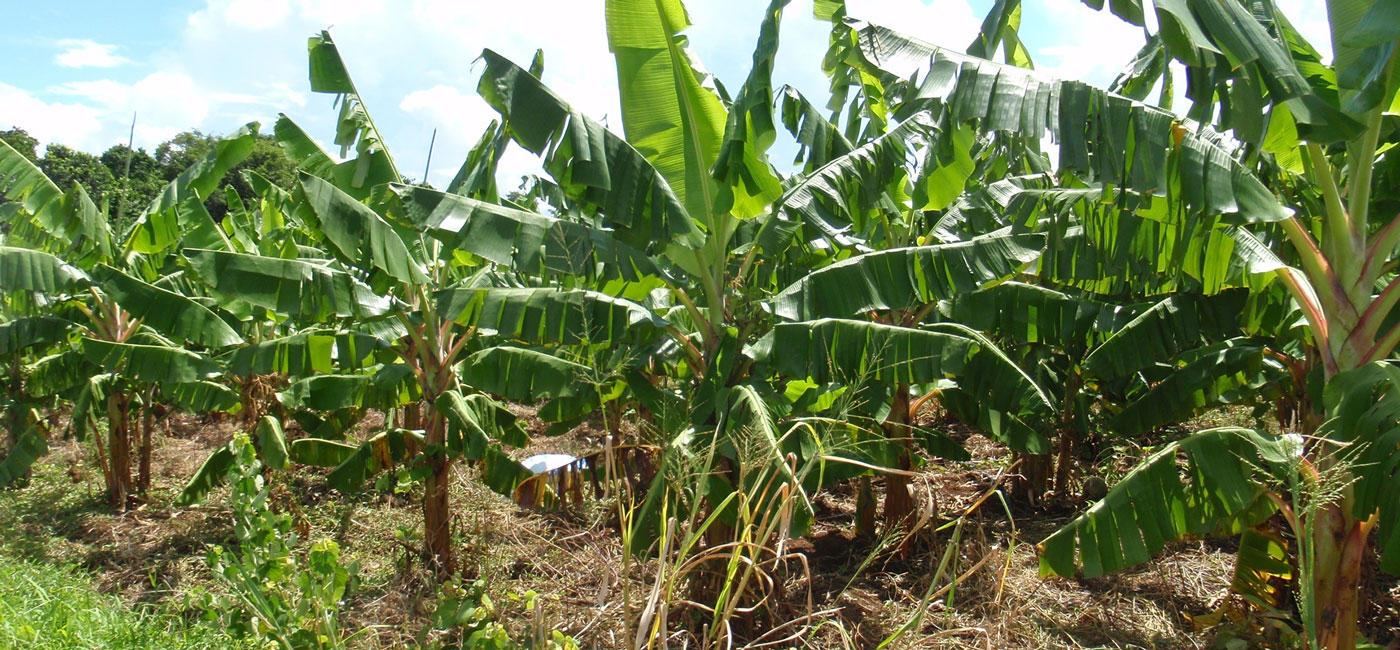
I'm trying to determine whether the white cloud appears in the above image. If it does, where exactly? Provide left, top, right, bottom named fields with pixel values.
left=223, top=0, right=293, bottom=29
left=0, top=82, right=107, bottom=153
left=399, top=85, right=485, bottom=128
left=54, top=39, right=130, bottom=68
left=846, top=0, right=982, bottom=50
left=50, top=72, right=212, bottom=142
left=1027, top=0, right=1146, bottom=88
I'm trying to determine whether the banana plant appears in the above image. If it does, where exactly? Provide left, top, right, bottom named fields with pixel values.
left=172, top=33, right=703, bottom=580
left=471, top=0, right=1076, bottom=556
left=0, top=128, right=255, bottom=505
left=941, top=281, right=1294, bottom=501
left=818, top=0, right=1400, bottom=646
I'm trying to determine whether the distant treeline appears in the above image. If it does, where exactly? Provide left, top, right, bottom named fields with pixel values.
left=0, top=126, right=296, bottom=230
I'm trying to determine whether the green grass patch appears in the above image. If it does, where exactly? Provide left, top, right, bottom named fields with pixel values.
left=0, top=553, right=242, bottom=650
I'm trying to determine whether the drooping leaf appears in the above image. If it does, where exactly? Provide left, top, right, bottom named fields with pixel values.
left=161, top=381, right=241, bottom=414
left=257, top=415, right=289, bottom=470
left=1085, top=290, right=1249, bottom=379
left=772, top=232, right=1044, bottom=320
left=273, top=115, right=400, bottom=201
left=435, top=390, right=534, bottom=495
left=81, top=338, right=218, bottom=384
left=1038, top=427, right=1282, bottom=578
left=477, top=49, right=704, bottom=250
left=390, top=184, right=668, bottom=282
left=0, top=427, right=47, bottom=486
left=758, top=112, right=939, bottom=254
left=297, top=172, right=426, bottom=285
left=175, top=446, right=235, bottom=506
left=1109, top=339, right=1284, bottom=435
left=278, top=374, right=370, bottom=413
left=0, top=317, right=74, bottom=358
left=0, top=246, right=90, bottom=295
left=126, top=125, right=257, bottom=254
left=768, top=319, right=1054, bottom=452
left=0, top=139, right=114, bottom=262
left=460, top=346, right=592, bottom=403
left=941, top=281, right=1130, bottom=350
left=223, top=330, right=385, bottom=376
left=91, top=264, right=242, bottom=348
left=289, top=437, right=360, bottom=468
left=844, top=18, right=1310, bottom=210
left=437, top=288, right=666, bottom=345
left=184, top=249, right=393, bottom=321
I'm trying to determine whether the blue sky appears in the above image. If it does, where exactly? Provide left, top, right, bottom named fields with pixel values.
left=0, top=0, right=1333, bottom=187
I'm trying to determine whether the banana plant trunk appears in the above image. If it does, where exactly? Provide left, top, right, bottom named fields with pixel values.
left=104, top=391, right=134, bottom=508
left=422, top=408, right=455, bottom=580
left=137, top=396, right=154, bottom=493
left=5, top=357, right=20, bottom=460
left=882, top=385, right=915, bottom=539
left=1313, top=498, right=1365, bottom=650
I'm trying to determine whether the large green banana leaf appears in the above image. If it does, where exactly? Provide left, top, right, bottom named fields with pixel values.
left=0, top=140, right=113, bottom=263
left=24, top=351, right=90, bottom=397
left=1108, top=338, right=1284, bottom=435
left=605, top=0, right=729, bottom=223
left=297, top=172, right=426, bottom=285
left=710, top=0, right=787, bottom=219
left=476, top=49, right=704, bottom=250
left=460, top=346, right=591, bottom=402
left=768, top=319, right=1050, bottom=409
left=160, top=380, right=241, bottom=415
left=389, top=185, right=668, bottom=282
left=436, top=288, right=666, bottom=345
left=125, top=125, right=257, bottom=254
left=758, top=112, right=937, bottom=256
left=1038, top=426, right=1283, bottom=578
left=305, top=30, right=401, bottom=189
left=0, top=427, right=48, bottom=486
left=223, top=330, right=385, bottom=376
left=278, top=374, right=372, bottom=413
left=273, top=115, right=399, bottom=201
left=0, top=246, right=91, bottom=294
left=81, top=338, right=219, bottom=384
left=766, top=318, right=1054, bottom=452
left=941, top=281, right=1128, bottom=349
left=1085, top=289, right=1250, bottom=378
left=987, top=178, right=1256, bottom=295
left=91, top=264, right=242, bottom=349
left=1073, top=0, right=1362, bottom=139
left=1320, top=362, right=1400, bottom=573
left=779, top=86, right=855, bottom=171
left=842, top=19, right=1294, bottom=223
left=772, top=232, right=1044, bottom=320
left=183, top=249, right=393, bottom=320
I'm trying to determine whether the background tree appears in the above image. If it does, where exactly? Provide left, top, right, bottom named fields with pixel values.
left=99, top=144, right=163, bottom=229
left=155, top=131, right=295, bottom=219
left=37, top=144, right=115, bottom=211
left=0, top=129, right=38, bottom=164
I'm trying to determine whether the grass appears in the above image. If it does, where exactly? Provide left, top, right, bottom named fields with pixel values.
left=0, top=552, right=243, bottom=650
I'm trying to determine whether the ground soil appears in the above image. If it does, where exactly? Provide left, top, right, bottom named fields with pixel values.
left=3, top=408, right=1398, bottom=649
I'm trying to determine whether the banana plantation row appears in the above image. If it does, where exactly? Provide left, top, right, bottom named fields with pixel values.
left=2, top=0, right=1399, bottom=648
